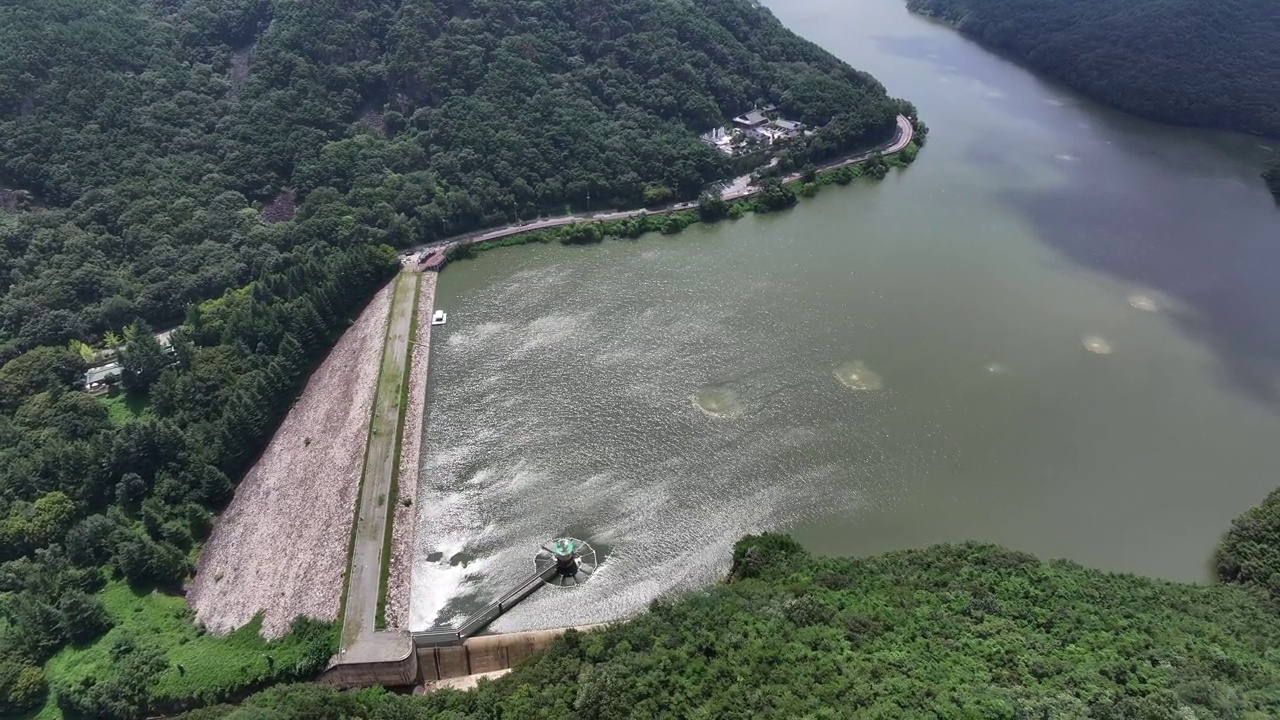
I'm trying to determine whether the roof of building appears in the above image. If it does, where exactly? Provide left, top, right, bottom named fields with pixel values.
left=733, top=110, right=768, bottom=127
left=420, top=251, right=447, bottom=270
left=773, top=119, right=803, bottom=131
left=85, top=362, right=123, bottom=386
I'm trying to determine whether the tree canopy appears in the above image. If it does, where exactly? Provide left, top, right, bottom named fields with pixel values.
left=1217, top=486, right=1280, bottom=597
left=906, top=0, right=1280, bottom=138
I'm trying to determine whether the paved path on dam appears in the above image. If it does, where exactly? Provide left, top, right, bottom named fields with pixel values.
left=339, top=270, right=421, bottom=662
left=385, top=271, right=437, bottom=628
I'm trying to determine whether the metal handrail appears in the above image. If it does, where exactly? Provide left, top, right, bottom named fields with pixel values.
left=411, top=565, right=559, bottom=647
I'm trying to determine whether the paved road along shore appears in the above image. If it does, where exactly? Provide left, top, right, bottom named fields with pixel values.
left=405, top=115, right=914, bottom=256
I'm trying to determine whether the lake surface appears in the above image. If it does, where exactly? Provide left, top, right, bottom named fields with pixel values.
left=410, top=0, right=1280, bottom=631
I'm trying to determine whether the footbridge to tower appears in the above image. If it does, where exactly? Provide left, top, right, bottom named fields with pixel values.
left=321, top=538, right=601, bottom=689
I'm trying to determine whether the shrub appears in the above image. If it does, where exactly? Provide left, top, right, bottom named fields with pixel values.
left=0, top=652, right=47, bottom=715
left=52, top=634, right=166, bottom=720
left=642, top=184, right=674, bottom=207
left=1216, top=487, right=1280, bottom=597
left=731, top=533, right=808, bottom=580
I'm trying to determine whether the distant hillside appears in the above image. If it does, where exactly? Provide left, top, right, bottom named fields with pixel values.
left=181, top=533, right=1280, bottom=719
left=907, top=0, right=1280, bottom=137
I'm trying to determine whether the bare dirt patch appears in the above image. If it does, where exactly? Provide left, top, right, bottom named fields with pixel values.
left=0, top=186, right=17, bottom=213
left=385, top=272, right=436, bottom=629
left=261, top=188, right=297, bottom=223
left=357, top=108, right=387, bottom=138
left=229, top=45, right=254, bottom=96
left=187, top=282, right=394, bottom=638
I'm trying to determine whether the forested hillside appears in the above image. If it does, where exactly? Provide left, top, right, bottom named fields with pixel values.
left=184, top=533, right=1280, bottom=719
left=0, top=0, right=903, bottom=360
left=0, top=0, right=906, bottom=716
left=906, top=0, right=1280, bottom=138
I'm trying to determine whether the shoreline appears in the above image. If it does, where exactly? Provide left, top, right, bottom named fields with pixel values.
left=403, top=115, right=917, bottom=261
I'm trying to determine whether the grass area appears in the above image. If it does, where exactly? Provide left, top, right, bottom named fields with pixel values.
left=36, top=581, right=334, bottom=719
left=99, top=391, right=151, bottom=425
left=376, top=273, right=421, bottom=630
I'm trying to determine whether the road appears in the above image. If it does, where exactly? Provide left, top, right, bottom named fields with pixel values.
left=404, top=115, right=914, bottom=256
left=339, top=271, right=419, bottom=662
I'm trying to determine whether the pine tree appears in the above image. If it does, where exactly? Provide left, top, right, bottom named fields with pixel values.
left=120, top=321, right=168, bottom=393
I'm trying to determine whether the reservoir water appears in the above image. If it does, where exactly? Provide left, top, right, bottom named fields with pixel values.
left=410, top=0, right=1280, bottom=631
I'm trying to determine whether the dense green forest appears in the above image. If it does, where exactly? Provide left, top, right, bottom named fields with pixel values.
left=0, top=0, right=908, bottom=716
left=182, top=531, right=1280, bottom=719
left=905, top=0, right=1280, bottom=138
left=0, top=0, right=904, bottom=361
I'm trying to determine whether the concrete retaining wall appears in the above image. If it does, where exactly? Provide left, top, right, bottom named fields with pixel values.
left=418, top=625, right=603, bottom=682
left=320, top=635, right=419, bottom=689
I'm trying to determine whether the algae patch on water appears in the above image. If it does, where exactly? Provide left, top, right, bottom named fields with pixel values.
left=693, top=384, right=745, bottom=418
left=1127, top=294, right=1159, bottom=312
left=1083, top=335, right=1113, bottom=355
left=834, top=360, right=883, bottom=391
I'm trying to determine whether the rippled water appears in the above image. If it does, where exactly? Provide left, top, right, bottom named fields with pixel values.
left=410, top=0, right=1280, bottom=631
left=411, top=253, right=900, bottom=629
